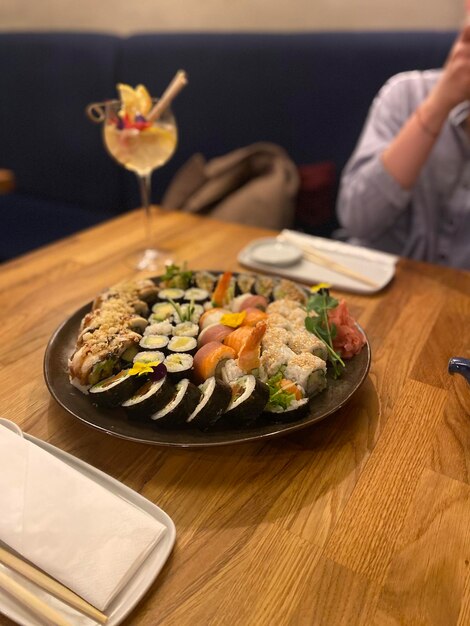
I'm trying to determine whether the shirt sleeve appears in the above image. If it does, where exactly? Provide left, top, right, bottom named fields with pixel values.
left=336, top=74, right=415, bottom=240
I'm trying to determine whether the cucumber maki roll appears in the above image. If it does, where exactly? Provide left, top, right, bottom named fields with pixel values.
left=172, top=322, right=199, bottom=337
left=122, top=374, right=175, bottom=420
left=139, top=335, right=169, bottom=351
left=167, top=336, right=197, bottom=356
left=224, top=375, right=269, bottom=424
left=89, top=369, right=144, bottom=408
left=158, top=288, right=185, bottom=302
left=164, top=353, right=194, bottom=381
left=150, top=379, right=202, bottom=428
left=186, top=377, right=232, bottom=430
left=183, top=288, right=210, bottom=303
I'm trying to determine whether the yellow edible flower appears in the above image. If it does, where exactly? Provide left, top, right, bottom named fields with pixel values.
left=220, top=311, right=247, bottom=328
left=128, top=361, right=160, bottom=376
left=310, top=282, right=331, bottom=293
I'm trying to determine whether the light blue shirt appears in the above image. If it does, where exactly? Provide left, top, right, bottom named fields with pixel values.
left=337, top=70, right=470, bottom=269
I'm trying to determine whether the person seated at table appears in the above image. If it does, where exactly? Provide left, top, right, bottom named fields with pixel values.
left=336, top=25, right=470, bottom=269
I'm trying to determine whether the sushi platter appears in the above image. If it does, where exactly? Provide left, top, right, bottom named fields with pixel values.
left=44, top=267, right=370, bottom=447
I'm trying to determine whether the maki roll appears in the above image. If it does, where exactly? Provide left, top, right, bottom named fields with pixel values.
left=236, top=273, right=256, bottom=294
left=139, top=335, right=169, bottom=351
left=133, top=350, right=165, bottom=364
left=186, top=377, right=232, bottom=430
left=263, top=374, right=310, bottom=422
left=192, top=341, right=236, bottom=383
left=89, top=368, right=144, bottom=408
left=175, top=303, right=204, bottom=324
left=224, top=375, right=269, bottom=424
left=183, top=287, right=210, bottom=303
left=287, top=331, right=328, bottom=362
left=157, top=288, right=185, bottom=302
left=122, top=374, right=175, bottom=420
left=150, top=301, right=176, bottom=322
left=194, top=270, right=217, bottom=293
left=150, top=379, right=202, bottom=428
left=167, top=336, right=198, bottom=357
left=254, top=275, right=275, bottom=298
left=272, top=279, right=307, bottom=304
left=283, top=353, right=327, bottom=397
left=144, top=321, right=174, bottom=336
left=172, top=322, right=199, bottom=337
left=263, top=397, right=310, bottom=422
left=164, top=353, right=194, bottom=381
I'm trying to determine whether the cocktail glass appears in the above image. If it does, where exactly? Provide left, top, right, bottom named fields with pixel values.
left=88, top=97, right=178, bottom=272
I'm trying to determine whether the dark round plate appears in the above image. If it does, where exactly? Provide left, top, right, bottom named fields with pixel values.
left=44, top=278, right=371, bottom=448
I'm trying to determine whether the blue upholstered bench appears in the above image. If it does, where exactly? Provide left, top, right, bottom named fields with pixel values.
left=0, top=31, right=455, bottom=261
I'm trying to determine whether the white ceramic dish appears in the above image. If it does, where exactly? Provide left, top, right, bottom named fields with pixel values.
left=238, top=230, right=397, bottom=294
left=249, top=238, right=302, bottom=267
left=0, top=423, right=176, bottom=626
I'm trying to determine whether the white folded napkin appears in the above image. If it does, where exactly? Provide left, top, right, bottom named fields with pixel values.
left=0, top=422, right=167, bottom=611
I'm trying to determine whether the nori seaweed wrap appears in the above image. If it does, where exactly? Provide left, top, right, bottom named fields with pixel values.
left=150, top=379, right=202, bottom=428
left=89, top=369, right=144, bottom=408
left=186, top=377, right=232, bottom=430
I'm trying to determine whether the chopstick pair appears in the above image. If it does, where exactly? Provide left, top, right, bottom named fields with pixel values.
left=0, top=546, right=107, bottom=625
left=277, top=234, right=380, bottom=289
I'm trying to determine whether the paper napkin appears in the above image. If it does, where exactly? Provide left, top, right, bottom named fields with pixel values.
left=0, top=423, right=167, bottom=611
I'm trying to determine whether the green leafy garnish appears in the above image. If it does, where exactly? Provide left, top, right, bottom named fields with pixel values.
left=266, top=372, right=295, bottom=411
left=305, top=289, right=345, bottom=379
left=168, top=298, right=195, bottom=323
left=160, top=262, right=193, bottom=289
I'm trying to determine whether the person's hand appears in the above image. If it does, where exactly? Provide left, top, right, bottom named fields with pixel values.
left=428, top=25, right=470, bottom=115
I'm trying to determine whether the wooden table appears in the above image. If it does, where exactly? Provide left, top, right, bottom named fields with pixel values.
left=1, top=208, right=470, bottom=626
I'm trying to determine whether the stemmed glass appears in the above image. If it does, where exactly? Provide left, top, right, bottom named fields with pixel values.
left=87, top=78, right=184, bottom=272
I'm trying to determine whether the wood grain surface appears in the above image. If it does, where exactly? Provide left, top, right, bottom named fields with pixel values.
left=0, top=207, right=469, bottom=626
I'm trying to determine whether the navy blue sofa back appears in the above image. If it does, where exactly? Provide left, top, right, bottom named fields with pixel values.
left=0, top=30, right=456, bottom=261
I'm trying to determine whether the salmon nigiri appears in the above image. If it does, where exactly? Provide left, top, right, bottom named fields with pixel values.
left=192, top=341, right=236, bottom=383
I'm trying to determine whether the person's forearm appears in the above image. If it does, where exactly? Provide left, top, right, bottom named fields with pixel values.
left=381, top=94, right=449, bottom=190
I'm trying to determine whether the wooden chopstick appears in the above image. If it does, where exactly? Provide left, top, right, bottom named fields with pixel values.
left=277, top=234, right=380, bottom=289
left=0, top=569, right=73, bottom=626
left=0, top=546, right=108, bottom=623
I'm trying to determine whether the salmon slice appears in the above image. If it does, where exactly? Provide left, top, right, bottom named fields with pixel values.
left=193, top=341, right=236, bottom=383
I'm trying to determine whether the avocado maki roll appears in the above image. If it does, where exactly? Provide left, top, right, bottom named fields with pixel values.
left=150, top=379, right=202, bottom=428
left=89, top=368, right=144, bottom=408
left=122, top=375, right=175, bottom=420
left=186, top=377, right=232, bottom=430
left=167, top=336, right=197, bottom=356
left=133, top=350, right=165, bottom=364
left=164, top=353, right=194, bottom=381
left=139, top=335, right=169, bottom=351
left=224, top=375, right=269, bottom=424
left=150, top=301, right=176, bottom=322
